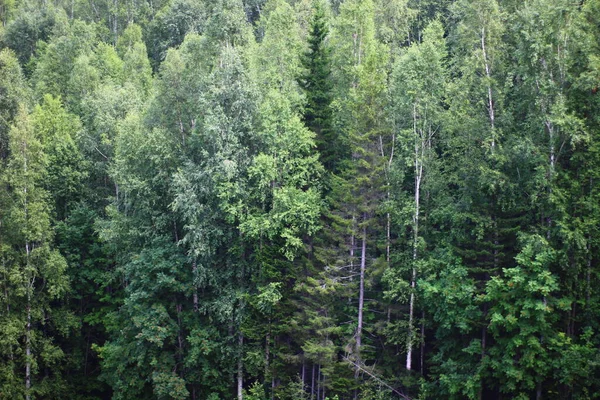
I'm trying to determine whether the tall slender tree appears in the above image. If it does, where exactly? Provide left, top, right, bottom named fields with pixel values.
left=388, top=20, right=448, bottom=373
left=0, top=107, right=75, bottom=400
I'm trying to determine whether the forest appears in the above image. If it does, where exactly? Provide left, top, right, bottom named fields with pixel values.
left=0, top=0, right=599, bottom=398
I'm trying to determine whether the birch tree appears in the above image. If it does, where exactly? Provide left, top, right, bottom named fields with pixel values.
left=0, top=107, right=74, bottom=400
left=389, top=20, right=447, bottom=372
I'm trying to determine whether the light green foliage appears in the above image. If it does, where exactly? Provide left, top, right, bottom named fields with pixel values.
left=76, top=32, right=150, bottom=201
left=115, top=23, right=143, bottom=58
left=331, top=0, right=383, bottom=92
left=202, top=0, right=254, bottom=57
left=485, top=235, right=565, bottom=396
left=0, top=0, right=15, bottom=24
left=253, top=0, right=305, bottom=106
left=244, top=381, right=267, bottom=400
left=123, top=42, right=153, bottom=96
left=32, top=95, right=87, bottom=220
left=32, top=19, right=96, bottom=102
left=374, top=0, right=416, bottom=53
left=0, top=48, right=30, bottom=160
left=239, top=0, right=323, bottom=260
left=391, top=20, right=446, bottom=133
left=149, top=33, right=210, bottom=147
left=0, top=107, right=76, bottom=399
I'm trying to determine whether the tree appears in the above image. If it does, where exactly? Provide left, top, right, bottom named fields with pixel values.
left=301, top=0, right=338, bottom=172
left=145, top=0, right=206, bottom=70
left=31, top=95, right=87, bottom=221
left=1, top=3, right=67, bottom=74
left=419, top=1, right=510, bottom=396
left=484, top=235, right=568, bottom=399
left=32, top=19, right=96, bottom=103
left=329, top=0, right=391, bottom=389
left=0, top=107, right=76, bottom=400
left=0, top=49, right=30, bottom=160
left=387, top=20, right=447, bottom=373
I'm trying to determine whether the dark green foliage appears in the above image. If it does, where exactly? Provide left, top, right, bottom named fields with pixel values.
left=301, top=1, right=339, bottom=172
left=1, top=3, right=67, bottom=73
left=145, top=0, right=206, bottom=70
left=0, top=0, right=599, bottom=398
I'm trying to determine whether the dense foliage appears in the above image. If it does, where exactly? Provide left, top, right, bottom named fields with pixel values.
left=1, top=0, right=599, bottom=398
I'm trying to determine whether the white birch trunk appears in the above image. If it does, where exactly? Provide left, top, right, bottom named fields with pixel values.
left=237, top=332, right=243, bottom=400
left=356, top=220, right=367, bottom=356
left=407, top=104, right=422, bottom=371
left=481, top=27, right=496, bottom=151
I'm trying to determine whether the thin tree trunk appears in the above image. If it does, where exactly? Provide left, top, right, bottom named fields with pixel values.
left=387, top=133, right=396, bottom=265
left=316, top=364, right=321, bottom=400
left=481, top=26, right=496, bottom=151
left=112, top=0, right=118, bottom=43
left=311, top=364, right=315, bottom=400
left=420, top=311, right=425, bottom=376
left=587, top=178, right=593, bottom=309
left=350, top=217, right=355, bottom=272
left=356, top=219, right=367, bottom=356
left=265, top=324, right=270, bottom=385
left=547, top=120, right=555, bottom=173
left=386, top=211, right=391, bottom=264
left=176, top=303, right=184, bottom=376
left=479, top=302, right=488, bottom=400
left=407, top=104, right=422, bottom=371
left=587, top=241, right=592, bottom=308
left=301, top=359, right=305, bottom=392
left=237, top=332, right=243, bottom=400
left=192, top=261, right=198, bottom=312
left=24, top=140, right=31, bottom=399
left=25, top=284, right=31, bottom=400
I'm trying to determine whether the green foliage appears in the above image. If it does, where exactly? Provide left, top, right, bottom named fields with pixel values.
left=301, top=0, right=339, bottom=171
left=0, top=0, right=599, bottom=398
left=0, top=106, right=77, bottom=399
left=146, top=0, right=206, bottom=69
left=1, top=3, right=68, bottom=72
left=484, top=235, right=564, bottom=396
left=0, top=48, right=29, bottom=160
left=32, top=19, right=96, bottom=102
left=32, top=95, right=87, bottom=220
left=244, top=381, right=267, bottom=400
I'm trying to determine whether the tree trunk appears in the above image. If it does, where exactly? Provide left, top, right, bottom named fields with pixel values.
left=481, top=26, right=496, bottom=151
left=192, top=261, right=198, bottom=312
left=265, top=323, right=271, bottom=389
left=316, top=364, right=321, bottom=400
left=311, top=364, right=315, bottom=400
left=407, top=104, right=422, bottom=371
left=420, top=311, right=425, bottom=375
left=25, top=288, right=31, bottom=400
left=176, top=303, right=184, bottom=376
left=301, top=359, right=305, bottom=392
left=237, top=332, right=243, bottom=400
left=356, top=219, right=367, bottom=356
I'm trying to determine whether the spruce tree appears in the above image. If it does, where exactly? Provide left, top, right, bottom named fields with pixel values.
left=301, top=1, right=338, bottom=172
